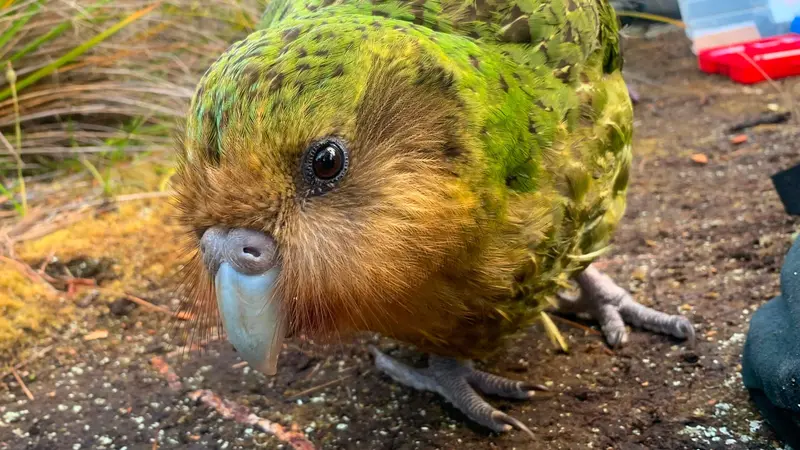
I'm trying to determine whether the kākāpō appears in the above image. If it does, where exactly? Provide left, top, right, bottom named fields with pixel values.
left=173, top=0, right=695, bottom=436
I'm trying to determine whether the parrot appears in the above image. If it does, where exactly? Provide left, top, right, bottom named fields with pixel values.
left=173, top=0, right=695, bottom=436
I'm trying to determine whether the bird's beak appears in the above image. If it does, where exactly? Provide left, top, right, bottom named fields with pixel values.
left=201, top=227, right=286, bottom=376
left=215, top=263, right=286, bottom=375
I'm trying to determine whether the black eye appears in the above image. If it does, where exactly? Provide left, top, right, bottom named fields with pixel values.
left=302, top=138, right=349, bottom=192
left=313, top=144, right=344, bottom=179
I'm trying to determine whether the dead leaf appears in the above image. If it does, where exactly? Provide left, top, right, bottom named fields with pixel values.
left=691, top=153, right=709, bottom=164
left=730, top=134, right=748, bottom=145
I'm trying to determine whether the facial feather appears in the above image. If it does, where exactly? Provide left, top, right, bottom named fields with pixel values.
left=173, top=24, right=521, bottom=355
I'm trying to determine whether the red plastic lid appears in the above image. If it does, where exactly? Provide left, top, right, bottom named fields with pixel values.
left=698, top=34, right=800, bottom=84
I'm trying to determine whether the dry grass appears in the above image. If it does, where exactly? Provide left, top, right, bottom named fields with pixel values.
left=0, top=0, right=264, bottom=365
left=0, top=0, right=264, bottom=185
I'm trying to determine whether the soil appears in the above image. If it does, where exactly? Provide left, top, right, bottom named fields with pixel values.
left=1, top=29, right=799, bottom=450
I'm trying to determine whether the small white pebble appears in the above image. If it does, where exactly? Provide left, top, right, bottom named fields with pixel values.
left=57, top=405, right=68, bottom=412
left=3, top=411, right=23, bottom=423
left=71, top=367, right=84, bottom=376
left=336, top=423, right=349, bottom=431
left=72, top=405, right=82, bottom=413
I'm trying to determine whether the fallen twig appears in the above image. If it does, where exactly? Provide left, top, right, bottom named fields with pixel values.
left=10, top=368, right=34, bottom=400
left=96, top=289, right=193, bottom=321
left=7, top=191, right=175, bottom=244
left=549, top=314, right=602, bottom=336
left=285, top=373, right=358, bottom=401
left=188, top=389, right=315, bottom=450
left=728, top=111, right=791, bottom=133
left=0, top=255, right=58, bottom=294
left=38, top=247, right=56, bottom=273
left=150, top=356, right=183, bottom=391
left=301, top=357, right=329, bottom=382
left=0, top=345, right=54, bottom=383
left=66, top=277, right=97, bottom=296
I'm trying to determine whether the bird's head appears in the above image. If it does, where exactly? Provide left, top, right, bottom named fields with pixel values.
left=173, top=21, right=502, bottom=374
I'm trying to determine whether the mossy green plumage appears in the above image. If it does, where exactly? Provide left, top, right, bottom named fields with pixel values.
left=177, top=0, right=633, bottom=358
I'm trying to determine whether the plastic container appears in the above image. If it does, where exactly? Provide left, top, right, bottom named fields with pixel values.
left=791, top=13, right=800, bottom=32
left=678, top=0, right=800, bottom=50
left=698, top=34, right=800, bottom=84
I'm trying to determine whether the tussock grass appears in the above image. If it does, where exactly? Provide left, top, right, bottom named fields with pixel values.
left=0, top=0, right=264, bottom=182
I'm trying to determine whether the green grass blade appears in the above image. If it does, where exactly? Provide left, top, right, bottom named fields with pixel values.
left=8, top=0, right=114, bottom=63
left=7, top=23, right=69, bottom=62
left=0, top=0, right=44, bottom=57
left=0, top=1, right=161, bottom=102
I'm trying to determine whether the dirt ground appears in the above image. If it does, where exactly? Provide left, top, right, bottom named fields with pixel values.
left=2, top=28, right=800, bottom=450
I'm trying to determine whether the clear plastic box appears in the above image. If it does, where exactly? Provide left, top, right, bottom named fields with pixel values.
left=678, top=0, right=800, bottom=41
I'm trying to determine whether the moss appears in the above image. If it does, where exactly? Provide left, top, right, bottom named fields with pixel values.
left=0, top=260, right=73, bottom=361
left=7, top=161, right=189, bottom=362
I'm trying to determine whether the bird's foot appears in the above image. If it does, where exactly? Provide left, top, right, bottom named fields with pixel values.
left=628, top=85, right=641, bottom=104
left=558, top=264, right=695, bottom=347
left=369, top=346, right=545, bottom=437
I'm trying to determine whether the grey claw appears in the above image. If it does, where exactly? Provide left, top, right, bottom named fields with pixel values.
left=557, top=290, right=580, bottom=303
left=516, top=382, right=549, bottom=393
left=372, top=351, right=540, bottom=438
left=604, top=326, right=628, bottom=348
left=674, top=317, right=696, bottom=346
left=576, top=265, right=697, bottom=347
left=491, top=411, right=535, bottom=439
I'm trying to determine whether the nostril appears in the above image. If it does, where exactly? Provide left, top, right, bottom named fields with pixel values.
left=242, top=247, right=261, bottom=258
left=224, top=228, right=277, bottom=275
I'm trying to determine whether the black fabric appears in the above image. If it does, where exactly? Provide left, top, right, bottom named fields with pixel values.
left=742, top=237, right=800, bottom=447
left=748, top=389, right=800, bottom=449
left=772, top=162, right=800, bottom=216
